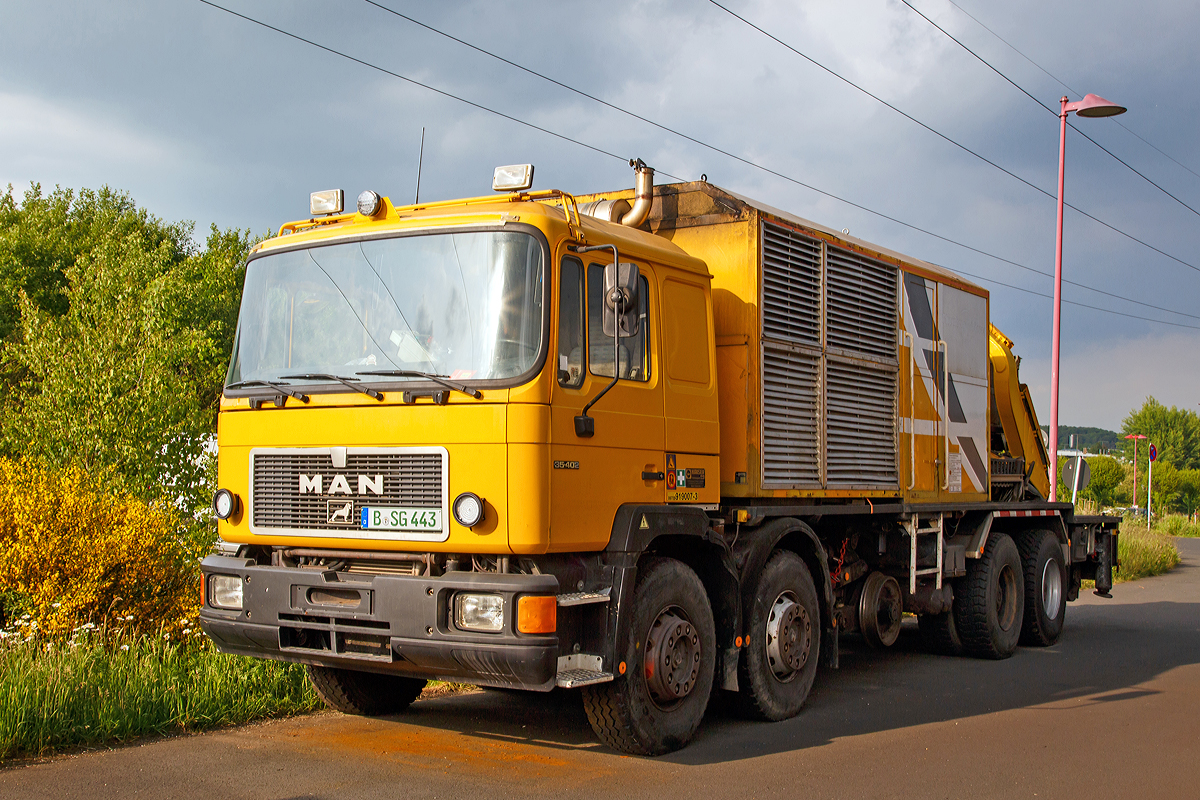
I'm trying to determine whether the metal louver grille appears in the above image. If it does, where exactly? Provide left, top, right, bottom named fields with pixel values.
left=762, top=347, right=821, bottom=486
left=826, top=246, right=898, bottom=360
left=825, top=360, right=897, bottom=486
left=251, top=449, right=443, bottom=531
left=762, top=223, right=821, bottom=346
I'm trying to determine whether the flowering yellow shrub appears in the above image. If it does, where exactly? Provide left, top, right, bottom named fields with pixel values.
left=0, top=459, right=204, bottom=638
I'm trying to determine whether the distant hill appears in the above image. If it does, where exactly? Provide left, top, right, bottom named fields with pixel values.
left=1040, top=425, right=1121, bottom=454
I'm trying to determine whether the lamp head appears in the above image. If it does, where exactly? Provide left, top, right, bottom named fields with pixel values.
left=1068, top=93, right=1127, bottom=118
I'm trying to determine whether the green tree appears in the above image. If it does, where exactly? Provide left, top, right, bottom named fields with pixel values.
left=1080, top=455, right=1124, bottom=508
left=1176, top=469, right=1200, bottom=517
left=1120, top=397, right=1200, bottom=471
left=0, top=186, right=250, bottom=515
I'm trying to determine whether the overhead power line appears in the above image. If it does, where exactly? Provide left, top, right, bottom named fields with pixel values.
left=709, top=0, right=1200, bottom=274
left=942, top=0, right=1200, bottom=185
left=197, top=0, right=1197, bottom=331
left=899, top=0, right=1200, bottom=221
left=362, top=0, right=1200, bottom=322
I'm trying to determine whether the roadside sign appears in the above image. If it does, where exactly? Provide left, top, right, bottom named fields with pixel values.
left=1149, top=443, right=1157, bottom=462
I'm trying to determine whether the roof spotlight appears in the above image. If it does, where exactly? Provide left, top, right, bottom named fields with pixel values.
left=357, top=190, right=382, bottom=217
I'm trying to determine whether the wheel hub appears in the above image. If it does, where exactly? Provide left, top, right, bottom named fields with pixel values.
left=765, top=592, right=810, bottom=680
left=644, top=609, right=700, bottom=706
left=1042, top=559, right=1062, bottom=621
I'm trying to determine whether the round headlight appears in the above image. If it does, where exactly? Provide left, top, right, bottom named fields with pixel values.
left=453, top=492, right=485, bottom=528
left=213, top=489, right=240, bottom=521
left=357, top=190, right=381, bottom=216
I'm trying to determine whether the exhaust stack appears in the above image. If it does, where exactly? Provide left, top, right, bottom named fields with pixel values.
left=620, top=159, right=654, bottom=228
left=579, top=159, right=654, bottom=227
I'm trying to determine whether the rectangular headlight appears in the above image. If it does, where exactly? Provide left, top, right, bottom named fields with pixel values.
left=310, top=189, right=344, bottom=215
left=453, top=593, right=504, bottom=632
left=210, top=575, right=244, bottom=610
left=492, top=164, right=534, bottom=192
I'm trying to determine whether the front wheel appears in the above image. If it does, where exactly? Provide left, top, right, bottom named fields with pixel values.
left=736, top=550, right=820, bottom=721
left=582, top=558, right=716, bottom=756
left=1017, top=530, right=1067, bottom=646
left=306, top=666, right=427, bottom=715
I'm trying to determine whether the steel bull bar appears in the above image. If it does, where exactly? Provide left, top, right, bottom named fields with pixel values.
left=198, top=554, right=560, bottom=690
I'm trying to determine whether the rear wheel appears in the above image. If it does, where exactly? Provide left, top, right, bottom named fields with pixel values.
left=306, top=665, right=427, bottom=715
left=1017, top=529, right=1067, bottom=646
left=581, top=558, right=716, bottom=755
left=955, top=533, right=1024, bottom=659
left=736, top=550, right=820, bottom=721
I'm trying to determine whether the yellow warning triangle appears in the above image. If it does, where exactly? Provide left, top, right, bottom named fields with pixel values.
left=639, top=515, right=649, bottom=530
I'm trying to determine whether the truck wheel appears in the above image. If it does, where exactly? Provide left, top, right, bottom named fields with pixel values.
left=955, top=533, right=1024, bottom=659
left=858, top=571, right=902, bottom=649
left=1016, top=529, right=1067, bottom=646
left=736, top=550, right=820, bottom=721
left=581, top=557, right=716, bottom=756
left=306, top=665, right=427, bottom=715
left=918, top=606, right=964, bottom=656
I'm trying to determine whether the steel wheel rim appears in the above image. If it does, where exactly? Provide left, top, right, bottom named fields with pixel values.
left=1042, top=559, right=1062, bottom=621
left=644, top=605, right=700, bottom=709
left=765, top=590, right=810, bottom=681
left=996, top=563, right=1018, bottom=632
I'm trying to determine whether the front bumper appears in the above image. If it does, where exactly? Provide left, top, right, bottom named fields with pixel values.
left=199, top=555, right=560, bottom=690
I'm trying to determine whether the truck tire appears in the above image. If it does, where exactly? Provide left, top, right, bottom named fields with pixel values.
left=306, top=665, right=427, bottom=715
left=918, top=606, right=964, bottom=656
left=736, top=550, right=820, bottom=721
left=955, top=533, right=1024, bottom=659
left=581, top=557, right=716, bottom=756
left=1016, top=529, right=1067, bottom=646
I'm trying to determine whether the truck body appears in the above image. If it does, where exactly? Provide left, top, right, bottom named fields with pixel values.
left=200, top=165, right=1118, bottom=755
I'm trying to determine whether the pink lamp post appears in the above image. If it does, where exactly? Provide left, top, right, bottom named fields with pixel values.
left=1049, top=93, right=1127, bottom=502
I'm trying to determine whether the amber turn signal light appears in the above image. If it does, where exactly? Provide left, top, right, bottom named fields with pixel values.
left=516, top=595, right=557, bottom=634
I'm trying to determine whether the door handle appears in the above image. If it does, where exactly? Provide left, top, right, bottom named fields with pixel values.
left=642, top=471, right=665, bottom=481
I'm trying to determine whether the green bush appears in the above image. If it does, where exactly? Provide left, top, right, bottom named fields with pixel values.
left=1152, top=513, right=1200, bottom=538
left=1115, top=527, right=1181, bottom=582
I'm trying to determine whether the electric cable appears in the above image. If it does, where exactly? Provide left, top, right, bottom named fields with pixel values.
left=899, top=0, right=1200, bottom=220
left=197, top=0, right=1197, bottom=330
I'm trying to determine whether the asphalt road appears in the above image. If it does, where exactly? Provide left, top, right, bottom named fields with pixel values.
left=6, top=539, right=1199, bottom=800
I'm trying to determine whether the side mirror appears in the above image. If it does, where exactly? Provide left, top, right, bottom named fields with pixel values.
left=602, top=261, right=640, bottom=337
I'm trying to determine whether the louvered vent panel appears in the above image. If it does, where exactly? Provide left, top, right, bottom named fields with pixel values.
left=761, top=346, right=821, bottom=487
left=826, top=246, right=898, bottom=361
left=252, top=451, right=443, bottom=531
left=762, top=223, right=822, bottom=346
left=825, top=360, right=897, bottom=486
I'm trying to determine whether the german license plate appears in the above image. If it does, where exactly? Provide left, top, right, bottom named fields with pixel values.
left=360, top=507, right=443, bottom=531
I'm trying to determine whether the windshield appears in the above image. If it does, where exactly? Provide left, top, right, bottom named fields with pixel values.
left=226, top=230, right=545, bottom=388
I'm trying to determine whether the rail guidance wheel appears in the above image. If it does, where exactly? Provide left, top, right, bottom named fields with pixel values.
left=581, top=557, right=716, bottom=756
left=1017, top=529, right=1067, bottom=646
left=305, top=665, right=427, bottom=715
left=737, top=550, right=820, bottom=721
left=955, top=533, right=1024, bottom=659
left=859, top=571, right=903, bottom=649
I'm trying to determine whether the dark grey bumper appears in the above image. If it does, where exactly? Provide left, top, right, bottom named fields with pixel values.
left=198, top=555, right=560, bottom=691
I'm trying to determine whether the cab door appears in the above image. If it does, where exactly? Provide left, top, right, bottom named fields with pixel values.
left=548, top=255, right=664, bottom=552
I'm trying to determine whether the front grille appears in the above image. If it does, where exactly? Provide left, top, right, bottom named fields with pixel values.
left=251, top=448, right=444, bottom=533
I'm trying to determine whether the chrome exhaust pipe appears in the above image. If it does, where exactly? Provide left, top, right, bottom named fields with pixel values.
left=619, top=159, right=654, bottom=228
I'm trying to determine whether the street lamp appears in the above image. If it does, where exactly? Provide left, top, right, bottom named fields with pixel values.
left=1049, top=93, right=1127, bottom=502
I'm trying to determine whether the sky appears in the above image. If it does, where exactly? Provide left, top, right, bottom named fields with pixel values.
left=2, top=0, right=1198, bottom=432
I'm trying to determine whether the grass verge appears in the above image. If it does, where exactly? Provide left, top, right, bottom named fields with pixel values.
left=1113, top=526, right=1181, bottom=583
left=1152, top=513, right=1200, bottom=538
left=0, top=634, right=320, bottom=761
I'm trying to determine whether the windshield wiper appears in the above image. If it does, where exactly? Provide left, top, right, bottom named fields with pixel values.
left=356, top=370, right=482, bottom=399
left=224, top=379, right=310, bottom=408
left=279, top=373, right=384, bottom=401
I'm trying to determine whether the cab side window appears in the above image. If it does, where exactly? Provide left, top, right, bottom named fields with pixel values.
left=587, top=263, right=650, bottom=382
left=558, top=258, right=585, bottom=387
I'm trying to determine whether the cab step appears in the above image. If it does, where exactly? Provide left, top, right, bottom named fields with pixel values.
left=556, top=654, right=614, bottom=688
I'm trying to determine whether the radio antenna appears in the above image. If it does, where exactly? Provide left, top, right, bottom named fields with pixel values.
left=414, top=127, right=425, bottom=204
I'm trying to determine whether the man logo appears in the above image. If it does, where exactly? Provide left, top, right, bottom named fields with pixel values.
left=328, top=500, right=354, bottom=525
left=299, top=474, right=384, bottom=495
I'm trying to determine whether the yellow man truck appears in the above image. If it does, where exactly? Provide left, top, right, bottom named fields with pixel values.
left=200, top=161, right=1119, bottom=755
